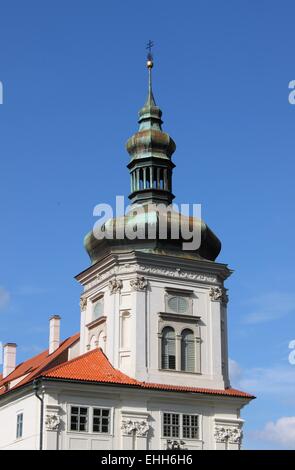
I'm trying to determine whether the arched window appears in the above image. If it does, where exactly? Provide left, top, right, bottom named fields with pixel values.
left=161, top=326, right=176, bottom=370
left=89, top=335, right=96, bottom=350
left=98, top=331, right=105, bottom=351
left=181, top=329, right=195, bottom=372
left=93, top=296, right=104, bottom=320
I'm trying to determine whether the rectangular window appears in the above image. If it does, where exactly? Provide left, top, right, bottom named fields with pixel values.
left=182, top=414, right=199, bottom=439
left=163, top=413, right=199, bottom=440
left=92, top=408, right=110, bottom=433
left=16, top=413, right=23, bottom=439
left=70, top=406, right=88, bottom=432
left=163, top=412, right=180, bottom=438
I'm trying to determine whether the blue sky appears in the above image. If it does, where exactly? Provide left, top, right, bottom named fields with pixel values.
left=0, top=0, right=295, bottom=449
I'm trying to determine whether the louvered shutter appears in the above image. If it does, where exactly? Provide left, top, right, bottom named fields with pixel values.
left=93, top=297, right=104, bottom=319
left=162, top=327, right=176, bottom=369
left=181, top=329, right=195, bottom=372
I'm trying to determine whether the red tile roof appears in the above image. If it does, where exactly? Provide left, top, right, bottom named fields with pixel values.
left=44, top=347, right=138, bottom=386
left=0, top=337, right=254, bottom=400
left=0, top=333, right=79, bottom=395
left=43, top=348, right=254, bottom=399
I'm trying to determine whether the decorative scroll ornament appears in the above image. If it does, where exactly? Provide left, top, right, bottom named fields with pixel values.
left=209, top=287, right=228, bottom=304
left=45, top=413, right=61, bottom=431
left=85, top=264, right=218, bottom=291
left=130, top=276, right=148, bottom=291
left=80, top=297, right=87, bottom=311
left=229, top=427, right=243, bottom=444
left=166, top=440, right=186, bottom=450
left=108, top=278, right=123, bottom=294
left=214, top=425, right=242, bottom=444
left=121, top=419, right=150, bottom=437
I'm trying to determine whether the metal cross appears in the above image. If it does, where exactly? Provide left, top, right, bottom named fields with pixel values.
left=146, top=40, right=154, bottom=54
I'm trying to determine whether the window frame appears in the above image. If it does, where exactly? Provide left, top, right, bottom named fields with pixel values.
left=68, top=405, right=113, bottom=435
left=161, top=411, right=200, bottom=441
left=161, top=326, right=176, bottom=370
left=92, top=407, right=111, bottom=435
left=69, top=405, right=89, bottom=433
left=180, top=328, right=196, bottom=373
left=16, top=412, right=23, bottom=439
left=92, top=294, right=104, bottom=321
left=158, top=319, right=201, bottom=374
left=165, top=289, right=193, bottom=316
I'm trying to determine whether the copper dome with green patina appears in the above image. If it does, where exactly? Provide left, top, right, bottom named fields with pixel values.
left=84, top=57, right=221, bottom=264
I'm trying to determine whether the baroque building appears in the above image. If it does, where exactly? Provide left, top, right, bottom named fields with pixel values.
left=0, top=55, right=254, bottom=450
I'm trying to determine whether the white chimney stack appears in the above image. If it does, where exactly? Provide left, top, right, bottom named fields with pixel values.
left=3, top=343, right=17, bottom=378
left=49, top=315, right=61, bottom=354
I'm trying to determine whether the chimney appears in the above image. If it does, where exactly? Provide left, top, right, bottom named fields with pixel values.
left=3, top=343, right=17, bottom=378
left=49, top=315, right=61, bottom=354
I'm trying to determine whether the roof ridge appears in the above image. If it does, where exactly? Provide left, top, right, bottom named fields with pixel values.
left=0, top=332, right=80, bottom=391
left=42, top=346, right=103, bottom=376
left=24, top=333, right=80, bottom=382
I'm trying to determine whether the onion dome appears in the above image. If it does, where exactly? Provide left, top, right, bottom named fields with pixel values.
left=84, top=48, right=221, bottom=265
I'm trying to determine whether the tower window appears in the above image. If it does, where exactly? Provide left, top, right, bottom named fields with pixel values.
left=93, top=295, right=104, bottom=320
left=181, top=329, right=195, bottom=372
left=161, top=326, right=176, bottom=370
left=160, top=168, right=164, bottom=189
left=167, top=295, right=189, bottom=314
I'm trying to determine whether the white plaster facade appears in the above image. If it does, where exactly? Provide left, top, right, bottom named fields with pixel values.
left=0, top=381, right=246, bottom=450
left=0, top=61, right=253, bottom=448
left=0, top=250, right=251, bottom=450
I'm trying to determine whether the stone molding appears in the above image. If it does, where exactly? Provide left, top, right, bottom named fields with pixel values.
left=80, top=297, right=87, bottom=311
left=121, top=418, right=150, bottom=437
left=85, top=263, right=219, bottom=291
left=45, top=413, right=61, bottom=431
left=130, top=276, right=148, bottom=291
left=209, top=287, right=228, bottom=304
left=108, top=278, right=123, bottom=294
left=214, top=425, right=242, bottom=444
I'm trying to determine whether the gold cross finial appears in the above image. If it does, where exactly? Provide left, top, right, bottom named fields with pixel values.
left=146, top=40, right=154, bottom=68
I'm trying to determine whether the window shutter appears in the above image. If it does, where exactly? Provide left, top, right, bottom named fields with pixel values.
left=162, top=327, right=176, bottom=369
left=181, top=329, right=195, bottom=372
left=167, top=295, right=189, bottom=314
left=93, top=297, right=104, bottom=319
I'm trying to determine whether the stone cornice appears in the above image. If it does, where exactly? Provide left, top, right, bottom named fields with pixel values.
left=75, top=251, right=232, bottom=288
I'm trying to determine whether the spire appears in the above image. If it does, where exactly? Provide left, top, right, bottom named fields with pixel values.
left=145, top=43, right=156, bottom=107
left=138, top=43, right=163, bottom=132
left=126, top=43, right=176, bottom=205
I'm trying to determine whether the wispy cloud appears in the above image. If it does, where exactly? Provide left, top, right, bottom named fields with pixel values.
left=239, top=365, right=295, bottom=398
left=229, top=359, right=295, bottom=403
left=243, top=292, right=295, bottom=324
left=18, top=344, right=43, bottom=354
left=251, top=417, right=295, bottom=449
left=16, top=285, right=51, bottom=296
left=229, top=358, right=242, bottom=383
left=0, top=287, right=10, bottom=312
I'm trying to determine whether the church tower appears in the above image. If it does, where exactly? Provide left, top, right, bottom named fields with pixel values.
left=0, top=48, right=253, bottom=452
left=77, top=52, right=231, bottom=392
